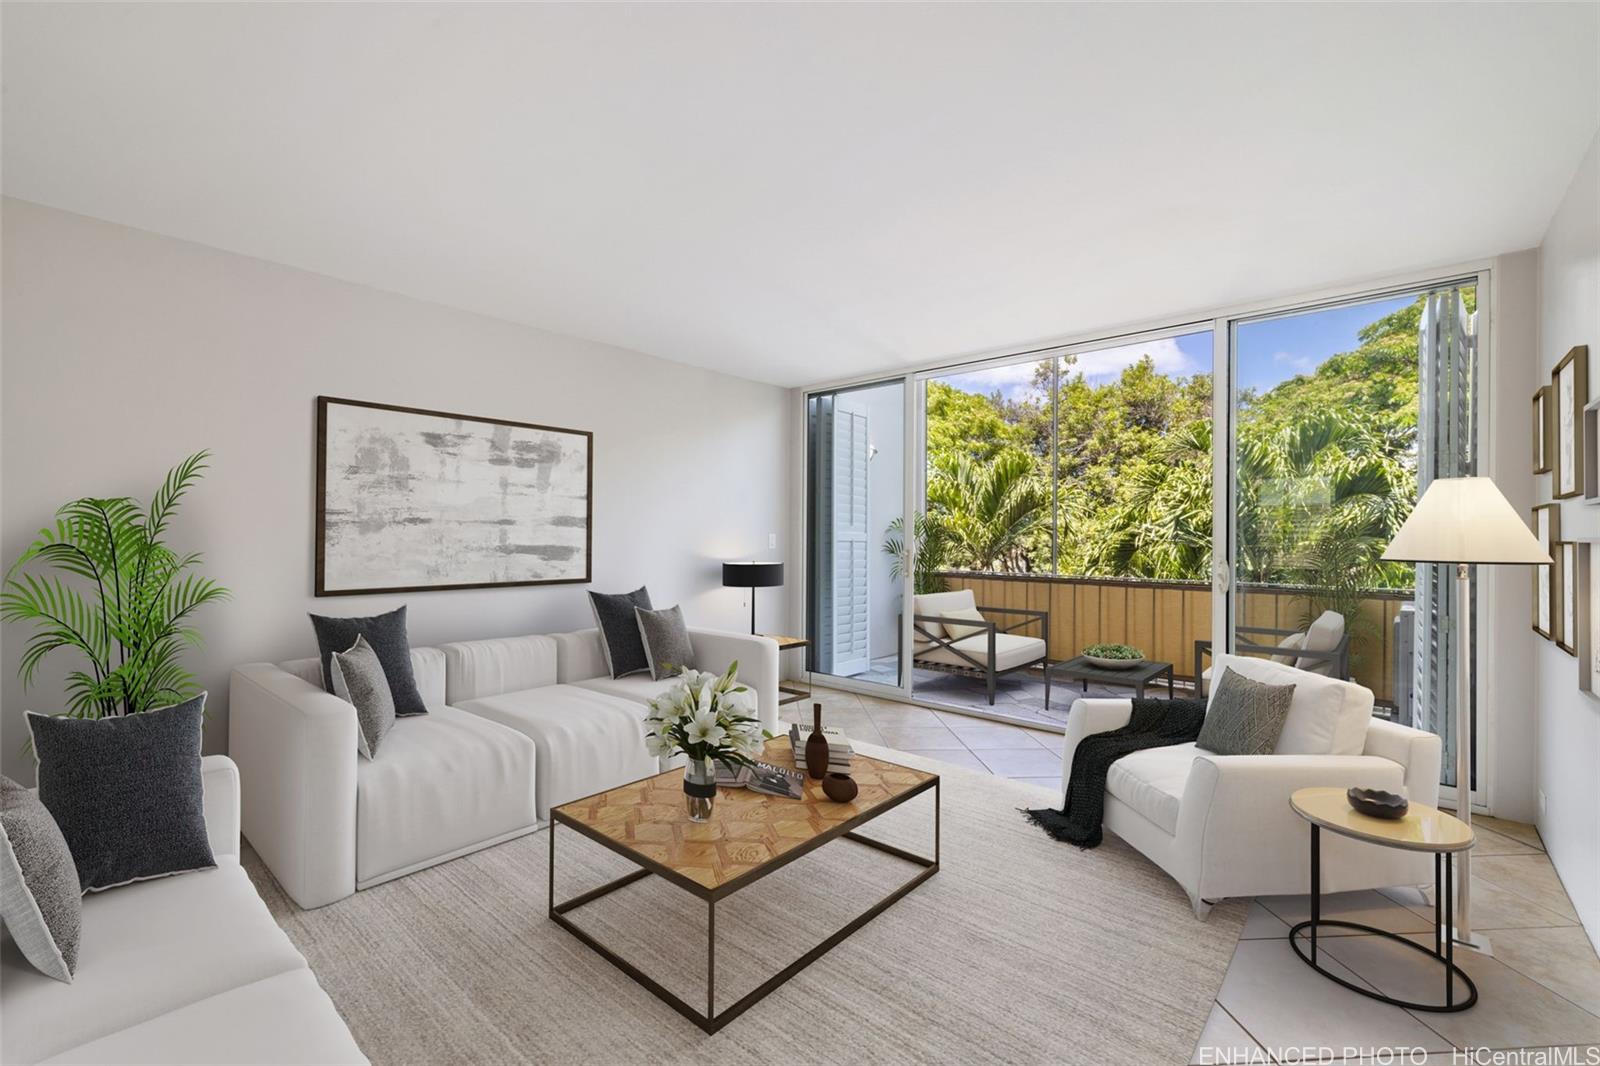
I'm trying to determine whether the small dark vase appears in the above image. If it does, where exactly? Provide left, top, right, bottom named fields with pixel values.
left=804, top=703, right=829, bottom=781
left=823, top=772, right=858, bottom=803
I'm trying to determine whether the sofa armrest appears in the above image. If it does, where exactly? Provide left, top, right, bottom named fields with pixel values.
left=1060, top=698, right=1134, bottom=793
left=1176, top=753, right=1408, bottom=893
left=228, top=663, right=359, bottom=909
left=1362, top=717, right=1443, bottom=809
left=200, top=754, right=241, bottom=859
left=688, top=628, right=780, bottom=733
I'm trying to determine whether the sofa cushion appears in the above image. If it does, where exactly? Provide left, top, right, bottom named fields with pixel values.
left=552, top=629, right=610, bottom=684
left=440, top=634, right=559, bottom=703
left=0, top=776, right=81, bottom=982
left=571, top=672, right=681, bottom=707
left=281, top=645, right=446, bottom=710
left=330, top=635, right=395, bottom=760
left=0, top=859, right=308, bottom=1065
left=915, top=632, right=1044, bottom=673
left=635, top=604, right=695, bottom=681
left=37, top=968, right=366, bottom=1066
left=588, top=587, right=653, bottom=678
left=355, top=706, right=536, bottom=886
left=309, top=606, right=428, bottom=716
left=911, top=589, right=977, bottom=639
left=455, top=685, right=658, bottom=820
left=1210, top=653, right=1372, bottom=756
left=1105, top=742, right=1199, bottom=836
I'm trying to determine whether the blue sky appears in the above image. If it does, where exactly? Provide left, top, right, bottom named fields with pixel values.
left=938, top=294, right=1413, bottom=401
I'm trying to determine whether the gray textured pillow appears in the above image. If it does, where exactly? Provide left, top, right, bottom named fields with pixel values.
left=330, top=634, right=396, bottom=759
left=635, top=604, right=696, bottom=681
left=588, top=587, right=653, bottom=678
left=309, top=605, right=427, bottom=716
left=28, top=694, right=216, bottom=891
left=1, top=776, right=81, bottom=982
left=1197, top=668, right=1296, bottom=756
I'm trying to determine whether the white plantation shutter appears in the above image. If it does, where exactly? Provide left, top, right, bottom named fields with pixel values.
left=1413, top=286, right=1478, bottom=790
left=809, top=394, right=871, bottom=677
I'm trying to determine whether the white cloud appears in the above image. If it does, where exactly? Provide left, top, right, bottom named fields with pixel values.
left=1271, top=349, right=1315, bottom=373
left=1064, top=337, right=1205, bottom=383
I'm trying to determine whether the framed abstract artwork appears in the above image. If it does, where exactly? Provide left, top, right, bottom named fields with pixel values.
left=315, top=397, right=593, bottom=595
left=1558, top=541, right=1578, bottom=655
left=1580, top=543, right=1600, bottom=695
left=1552, top=346, right=1588, bottom=499
left=1532, top=504, right=1559, bottom=639
left=1533, top=385, right=1552, bottom=475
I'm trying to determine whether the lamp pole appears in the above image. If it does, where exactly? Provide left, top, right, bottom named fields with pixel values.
left=1453, top=561, right=1484, bottom=951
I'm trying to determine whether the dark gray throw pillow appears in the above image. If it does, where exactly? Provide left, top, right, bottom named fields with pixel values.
left=310, top=605, right=427, bottom=716
left=28, top=694, right=216, bottom=892
left=331, top=634, right=396, bottom=759
left=1, top=776, right=82, bottom=982
left=1196, top=667, right=1296, bottom=756
left=635, top=604, right=696, bottom=681
left=588, top=587, right=653, bottom=679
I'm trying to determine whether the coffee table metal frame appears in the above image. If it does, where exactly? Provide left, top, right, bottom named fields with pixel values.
left=548, top=771, right=940, bottom=1034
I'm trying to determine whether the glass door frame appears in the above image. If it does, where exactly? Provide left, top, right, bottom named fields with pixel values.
left=1209, top=269, right=1494, bottom=813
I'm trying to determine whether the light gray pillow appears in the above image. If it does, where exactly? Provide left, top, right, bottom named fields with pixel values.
left=1, top=776, right=82, bottom=982
left=330, top=634, right=396, bottom=759
left=1196, top=667, right=1295, bottom=756
left=635, top=604, right=696, bottom=682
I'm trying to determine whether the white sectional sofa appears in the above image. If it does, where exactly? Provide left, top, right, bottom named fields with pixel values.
left=230, top=625, right=777, bottom=909
left=1061, top=653, right=1443, bottom=917
left=0, top=756, right=365, bottom=1066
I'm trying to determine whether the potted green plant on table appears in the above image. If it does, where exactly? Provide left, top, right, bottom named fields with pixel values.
left=644, top=662, right=768, bottom=821
left=2, top=451, right=229, bottom=730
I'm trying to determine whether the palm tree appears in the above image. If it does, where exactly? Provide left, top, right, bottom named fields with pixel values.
left=926, top=447, right=1048, bottom=572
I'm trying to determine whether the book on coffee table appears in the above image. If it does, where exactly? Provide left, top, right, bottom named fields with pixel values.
left=713, top=758, right=804, bottom=799
left=787, top=723, right=853, bottom=773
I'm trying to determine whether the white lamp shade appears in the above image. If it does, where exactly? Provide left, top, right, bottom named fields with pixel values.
left=1382, top=477, right=1549, bottom=565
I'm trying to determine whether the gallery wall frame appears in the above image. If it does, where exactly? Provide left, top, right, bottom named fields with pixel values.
left=1578, top=543, right=1600, bottom=696
left=1533, top=385, right=1552, bottom=475
left=1552, top=345, right=1588, bottom=500
left=1531, top=504, right=1559, bottom=640
left=1557, top=540, right=1578, bottom=655
left=315, top=396, right=594, bottom=596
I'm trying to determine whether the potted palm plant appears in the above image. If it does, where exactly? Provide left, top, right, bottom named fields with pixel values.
left=2, top=451, right=229, bottom=726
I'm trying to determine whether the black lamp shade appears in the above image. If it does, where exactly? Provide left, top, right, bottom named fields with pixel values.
left=722, top=561, right=784, bottom=589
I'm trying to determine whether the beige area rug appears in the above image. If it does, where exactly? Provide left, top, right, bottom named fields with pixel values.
left=245, top=746, right=1245, bottom=1066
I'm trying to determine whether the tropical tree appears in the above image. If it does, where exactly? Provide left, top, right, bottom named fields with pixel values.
left=2, top=452, right=230, bottom=720
left=882, top=512, right=952, bottom=594
left=926, top=447, right=1049, bottom=572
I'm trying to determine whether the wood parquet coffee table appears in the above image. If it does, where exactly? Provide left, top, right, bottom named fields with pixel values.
left=549, top=737, right=940, bottom=1032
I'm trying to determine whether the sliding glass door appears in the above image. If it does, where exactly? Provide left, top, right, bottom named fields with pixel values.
left=1222, top=278, right=1483, bottom=799
left=805, top=380, right=905, bottom=689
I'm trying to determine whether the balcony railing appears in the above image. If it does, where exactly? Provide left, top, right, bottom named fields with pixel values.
left=934, top=570, right=1412, bottom=707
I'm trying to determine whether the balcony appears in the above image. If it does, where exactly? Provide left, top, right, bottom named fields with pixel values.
left=880, top=571, right=1411, bottom=730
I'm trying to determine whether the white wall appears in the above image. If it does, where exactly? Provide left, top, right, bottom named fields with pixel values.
left=1531, top=132, right=1600, bottom=948
left=0, top=198, right=791, bottom=784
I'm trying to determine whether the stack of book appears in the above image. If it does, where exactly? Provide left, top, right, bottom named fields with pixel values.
left=788, top=722, right=853, bottom=774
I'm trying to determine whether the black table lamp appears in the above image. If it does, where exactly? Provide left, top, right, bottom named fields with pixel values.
left=722, top=561, right=784, bottom=635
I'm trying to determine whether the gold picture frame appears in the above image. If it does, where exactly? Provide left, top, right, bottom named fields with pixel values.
left=1533, top=385, right=1553, bottom=475
left=1558, top=540, right=1578, bottom=655
left=1532, top=503, right=1559, bottom=639
left=1553, top=346, right=1588, bottom=499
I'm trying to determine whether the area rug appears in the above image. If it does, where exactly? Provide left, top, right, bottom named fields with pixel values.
left=244, top=745, right=1245, bottom=1065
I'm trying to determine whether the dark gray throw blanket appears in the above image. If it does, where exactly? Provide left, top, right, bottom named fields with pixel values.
left=1023, top=698, right=1206, bottom=848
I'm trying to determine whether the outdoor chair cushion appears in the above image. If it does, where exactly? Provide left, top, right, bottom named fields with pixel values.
left=915, top=632, right=1044, bottom=673
left=941, top=607, right=989, bottom=641
left=1105, top=742, right=1198, bottom=836
left=912, top=589, right=977, bottom=640
left=1294, top=610, right=1346, bottom=674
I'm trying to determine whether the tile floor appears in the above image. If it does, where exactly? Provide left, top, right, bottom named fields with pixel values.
left=795, top=685, right=1600, bottom=1066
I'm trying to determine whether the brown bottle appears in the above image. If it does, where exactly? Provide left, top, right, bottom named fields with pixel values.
left=804, top=703, right=830, bottom=781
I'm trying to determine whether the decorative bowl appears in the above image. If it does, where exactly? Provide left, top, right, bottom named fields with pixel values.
left=1084, top=654, right=1145, bottom=670
left=1347, top=787, right=1409, bottom=820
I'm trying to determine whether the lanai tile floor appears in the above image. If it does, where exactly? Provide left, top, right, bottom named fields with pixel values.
left=794, top=685, right=1600, bottom=1066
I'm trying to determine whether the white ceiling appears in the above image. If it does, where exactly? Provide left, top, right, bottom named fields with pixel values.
left=4, top=3, right=1597, bottom=387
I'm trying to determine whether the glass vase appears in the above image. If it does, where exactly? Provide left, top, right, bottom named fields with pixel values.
left=683, top=756, right=717, bottom=822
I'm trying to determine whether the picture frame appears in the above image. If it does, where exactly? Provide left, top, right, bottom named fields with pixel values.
left=315, top=396, right=593, bottom=595
left=1533, top=385, right=1552, bottom=475
left=1580, top=543, right=1600, bottom=695
left=1532, top=504, right=1559, bottom=639
left=1558, top=540, right=1578, bottom=655
left=1552, top=345, right=1588, bottom=499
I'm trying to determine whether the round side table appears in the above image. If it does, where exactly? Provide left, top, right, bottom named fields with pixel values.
left=1288, top=787, right=1478, bottom=1012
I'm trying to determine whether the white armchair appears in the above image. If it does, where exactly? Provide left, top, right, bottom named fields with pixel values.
left=1059, top=653, right=1442, bottom=917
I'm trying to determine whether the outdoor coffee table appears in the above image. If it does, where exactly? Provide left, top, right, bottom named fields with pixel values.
left=548, top=738, right=939, bottom=1033
left=1046, top=654, right=1175, bottom=707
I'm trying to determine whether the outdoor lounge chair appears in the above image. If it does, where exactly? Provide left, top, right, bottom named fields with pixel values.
left=1192, top=608, right=1350, bottom=694
left=904, top=588, right=1049, bottom=705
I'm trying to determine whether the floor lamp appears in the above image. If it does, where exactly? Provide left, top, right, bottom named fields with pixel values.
left=1381, top=476, right=1549, bottom=953
left=722, top=561, right=784, bottom=635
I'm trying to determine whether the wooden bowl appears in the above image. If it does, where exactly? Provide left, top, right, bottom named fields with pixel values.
left=822, top=773, right=858, bottom=803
